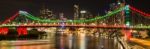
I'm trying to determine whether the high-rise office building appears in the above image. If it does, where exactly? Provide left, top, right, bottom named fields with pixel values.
left=74, top=4, right=79, bottom=20
left=40, top=8, right=53, bottom=19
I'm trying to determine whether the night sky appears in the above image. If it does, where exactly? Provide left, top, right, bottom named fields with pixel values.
left=0, top=0, right=149, bottom=21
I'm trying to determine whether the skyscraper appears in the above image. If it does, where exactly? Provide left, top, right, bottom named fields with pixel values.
left=74, top=4, right=79, bottom=20
left=39, top=4, right=54, bottom=19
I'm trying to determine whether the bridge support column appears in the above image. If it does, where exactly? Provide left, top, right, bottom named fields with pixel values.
left=121, top=29, right=132, bottom=41
left=17, top=27, right=27, bottom=36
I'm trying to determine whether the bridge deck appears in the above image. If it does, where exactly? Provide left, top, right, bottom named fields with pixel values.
left=1, top=24, right=149, bottom=29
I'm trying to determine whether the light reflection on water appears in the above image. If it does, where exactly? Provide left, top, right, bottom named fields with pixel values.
left=0, top=40, right=50, bottom=49
left=79, top=33, right=86, bottom=49
left=0, top=44, right=50, bottom=49
left=0, top=30, right=117, bottom=49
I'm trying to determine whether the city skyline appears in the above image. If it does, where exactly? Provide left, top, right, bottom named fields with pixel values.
left=0, top=0, right=149, bottom=21
left=0, top=0, right=150, bottom=49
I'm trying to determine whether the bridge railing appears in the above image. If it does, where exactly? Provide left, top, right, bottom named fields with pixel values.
left=113, top=33, right=131, bottom=49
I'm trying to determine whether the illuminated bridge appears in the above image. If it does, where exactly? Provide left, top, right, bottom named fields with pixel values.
left=0, top=5, right=149, bottom=29
left=0, top=5, right=150, bottom=49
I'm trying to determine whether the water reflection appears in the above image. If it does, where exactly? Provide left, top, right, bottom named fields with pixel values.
left=79, top=33, right=86, bottom=49
left=54, top=31, right=116, bottom=49
left=68, top=33, right=73, bottom=49
left=0, top=28, right=120, bottom=49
